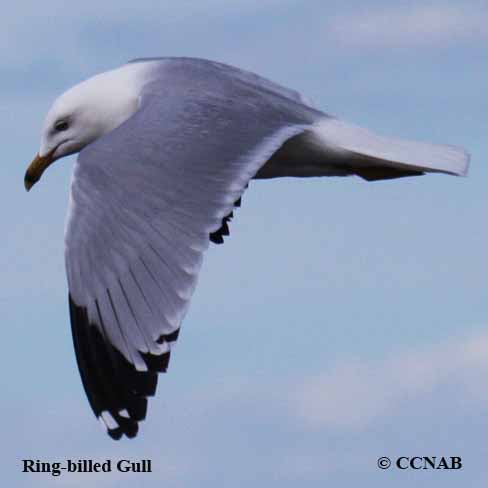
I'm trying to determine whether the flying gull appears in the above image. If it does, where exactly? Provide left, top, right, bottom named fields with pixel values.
left=25, top=57, right=469, bottom=439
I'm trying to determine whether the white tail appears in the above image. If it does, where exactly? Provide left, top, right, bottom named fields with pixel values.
left=310, top=118, right=470, bottom=177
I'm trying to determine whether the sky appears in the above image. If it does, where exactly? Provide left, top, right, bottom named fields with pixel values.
left=2, top=0, right=488, bottom=486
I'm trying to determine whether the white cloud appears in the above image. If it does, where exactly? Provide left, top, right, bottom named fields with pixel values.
left=7, top=329, right=488, bottom=486
left=327, top=5, right=488, bottom=48
left=160, top=329, right=488, bottom=436
left=294, top=330, right=488, bottom=429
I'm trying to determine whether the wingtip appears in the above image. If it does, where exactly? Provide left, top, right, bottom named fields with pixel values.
left=69, top=294, right=161, bottom=441
left=99, top=410, right=140, bottom=440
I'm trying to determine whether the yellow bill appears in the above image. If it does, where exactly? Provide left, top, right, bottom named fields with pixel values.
left=24, top=149, right=56, bottom=191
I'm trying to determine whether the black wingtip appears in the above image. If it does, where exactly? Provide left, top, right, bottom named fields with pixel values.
left=68, top=294, right=175, bottom=440
left=104, top=414, right=139, bottom=440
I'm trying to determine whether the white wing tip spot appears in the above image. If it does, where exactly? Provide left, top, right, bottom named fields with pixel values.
left=100, top=410, right=119, bottom=430
left=118, top=409, right=130, bottom=419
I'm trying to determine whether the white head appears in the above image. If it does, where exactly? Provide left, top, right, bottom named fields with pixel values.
left=25, top=62, right=150, bottom=191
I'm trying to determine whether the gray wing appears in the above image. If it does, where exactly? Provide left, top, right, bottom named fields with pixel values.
left=65, top=59, right=322, bottom=439
left=129, top=56, right=316, bottom=108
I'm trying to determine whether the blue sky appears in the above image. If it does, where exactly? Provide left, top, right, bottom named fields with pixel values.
left=2, top=0, right=488, bottom=486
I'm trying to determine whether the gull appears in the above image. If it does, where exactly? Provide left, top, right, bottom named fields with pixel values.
left=25, top=57, right=469, bottom=439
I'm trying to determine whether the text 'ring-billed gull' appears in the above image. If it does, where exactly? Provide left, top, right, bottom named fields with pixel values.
left=24, top=57, right=469, bottom=439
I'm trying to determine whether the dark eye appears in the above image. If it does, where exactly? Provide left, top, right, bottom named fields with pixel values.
left=55, top=120, right=69, bottom=131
